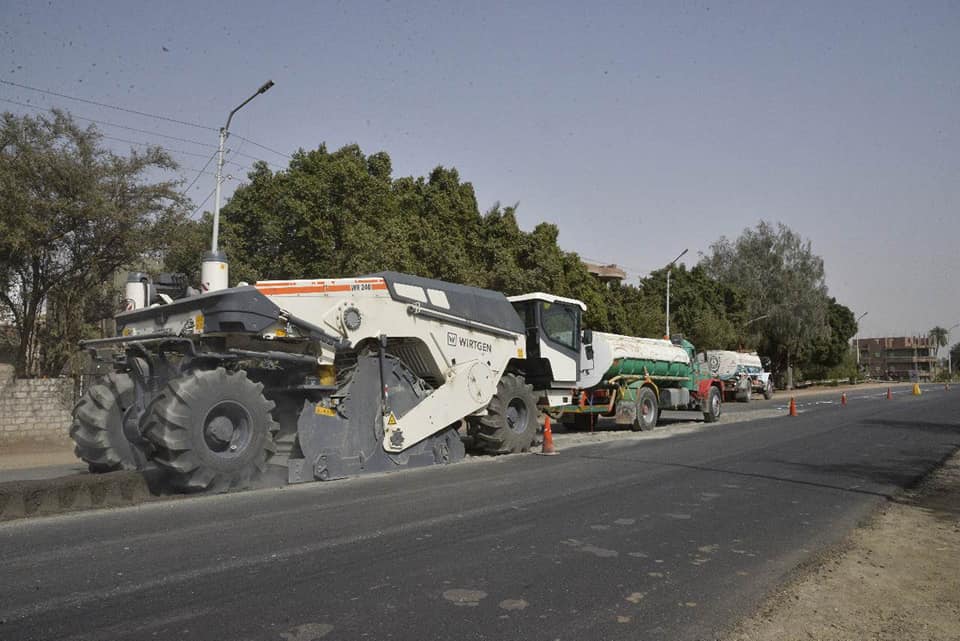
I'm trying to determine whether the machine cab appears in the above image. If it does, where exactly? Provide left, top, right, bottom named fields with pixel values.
left=508, top=293, right=588, bottom=388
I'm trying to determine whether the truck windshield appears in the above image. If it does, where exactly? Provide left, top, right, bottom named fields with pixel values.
left=541, top=302, right=578, bottom=350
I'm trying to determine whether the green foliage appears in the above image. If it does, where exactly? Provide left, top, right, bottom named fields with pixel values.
left=0, top=109, right=187, bottom=376
left=210, top=143, right=661, bottom=335
left=163, top=213, right=212, bottom=284
left=638, top=264, right=746, bottom=350
left=701, top=221, right=830, bottom=382
left=800, top=298, right=858, bottom=379
left=824, top=349, right=858, bottom=382
left=928, top=326, right=949, bottom=352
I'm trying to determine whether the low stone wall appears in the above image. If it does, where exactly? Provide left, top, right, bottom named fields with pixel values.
left=0, top=374, right=76, bottom=446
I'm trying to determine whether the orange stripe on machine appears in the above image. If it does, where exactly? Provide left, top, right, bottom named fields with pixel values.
left=256, top=278, right=387, bottom=296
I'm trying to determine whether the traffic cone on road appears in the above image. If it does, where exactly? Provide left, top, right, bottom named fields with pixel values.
left=841, top=392, right=847, bottom=406
left=912, top=383, right=922, bottom=396
left=886, top=387, right=893, bottom=400
left=537, top=415, right=559, bottom=456
left=788, top=397, right=798, bottom=417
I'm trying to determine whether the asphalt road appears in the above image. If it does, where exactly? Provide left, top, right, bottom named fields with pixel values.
left=1, top=389, right=958, bottom=641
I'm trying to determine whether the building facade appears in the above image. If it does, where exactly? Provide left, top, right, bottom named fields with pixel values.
left=854, top=335, right=937, bottom=382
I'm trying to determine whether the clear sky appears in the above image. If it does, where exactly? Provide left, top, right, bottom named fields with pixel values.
left=3, top=0, right=958, bottom=339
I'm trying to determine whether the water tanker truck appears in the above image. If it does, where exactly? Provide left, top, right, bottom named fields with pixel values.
left=70, top=274, right=722, bottom=493
left=703, top=350, right=773, bottom=402
left=509, top=299, right=724, bottom=431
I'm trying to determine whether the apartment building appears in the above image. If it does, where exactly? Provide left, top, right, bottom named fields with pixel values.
left=854, top=335, right=937, bottom=382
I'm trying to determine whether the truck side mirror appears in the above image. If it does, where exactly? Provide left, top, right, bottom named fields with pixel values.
left=583, top=329, right=593, bottom=345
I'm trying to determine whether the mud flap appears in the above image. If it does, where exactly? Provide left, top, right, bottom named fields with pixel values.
left=288, top=352, right=465, bottom=483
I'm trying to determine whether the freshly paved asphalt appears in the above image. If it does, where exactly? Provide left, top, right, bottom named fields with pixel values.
left=1, top=388, right=958, bottom=640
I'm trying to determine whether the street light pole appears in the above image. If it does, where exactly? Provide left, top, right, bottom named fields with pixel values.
left=854, top=311, right=868, bottom=369
left=203, top=79, right=275, bottom=293
left=665, top=248, right=688, bottom=339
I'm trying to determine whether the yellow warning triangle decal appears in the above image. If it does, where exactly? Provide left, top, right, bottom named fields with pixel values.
left=386, top=412, right=398, bottom=426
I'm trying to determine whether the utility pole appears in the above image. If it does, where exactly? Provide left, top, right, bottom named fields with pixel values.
left=664, top=248, right=688, bottom=339
left=854, top=311, right=868, bottom=373
left=202, top=79, right=275, bottom=293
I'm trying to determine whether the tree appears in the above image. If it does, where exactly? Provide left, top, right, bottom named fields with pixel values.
left=210, top=142, right=628, bottom=332
left=0, top=110, right=187, bottom=376
left=639, top=263, right=746, bottom=350
left=928, top=326, right=949, bottom=355
left=701, top=221, right=830, bottom=387
left=801, top=298, right=858, bottom=380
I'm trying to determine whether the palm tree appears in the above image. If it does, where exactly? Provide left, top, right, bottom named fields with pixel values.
left=929, top=326, right=949, bottom=352
left=929, top=327, right=950, bottom=378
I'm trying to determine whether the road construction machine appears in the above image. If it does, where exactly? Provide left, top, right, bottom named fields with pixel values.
left=70, top=272, right=723, bottom=492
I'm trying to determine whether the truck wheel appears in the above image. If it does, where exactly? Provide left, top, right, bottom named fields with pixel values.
left=763, top=381, right=774, bottom=400
left=631, top=387, right=658, bottom=431
left=469, top=373, right=538, bottom=454
left=737, top=388, right=752, bottom=403
left=69, top=372, right=148, bottom=473
left=703, top=386, right=722, bottom=423
left=143, top=367, right=278, bottom=492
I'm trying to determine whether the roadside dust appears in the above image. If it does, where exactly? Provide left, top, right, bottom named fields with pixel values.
left=728, top=449, right=960, bottom=641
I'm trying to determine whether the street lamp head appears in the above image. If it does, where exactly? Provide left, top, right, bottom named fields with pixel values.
left=257, top=80, right=275, bottom=94
left=669, top=248, right=689, bottom=267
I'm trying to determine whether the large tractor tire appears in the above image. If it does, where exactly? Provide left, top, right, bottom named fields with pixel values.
left=69, top=372, right=148, bottom=473
left=630, top=386, right=659, bottom=432
left=702, top=386, right=722, bottom=423
left=143, top=367, right=278, bottom=493
left=469, top=373, right=538, bottom=454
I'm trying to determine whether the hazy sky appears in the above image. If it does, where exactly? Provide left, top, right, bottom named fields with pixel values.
left=3, top=1, right=958, bottom=339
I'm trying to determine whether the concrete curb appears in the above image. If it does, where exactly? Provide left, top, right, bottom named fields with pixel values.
left=0, top=471, right=152, bottom=521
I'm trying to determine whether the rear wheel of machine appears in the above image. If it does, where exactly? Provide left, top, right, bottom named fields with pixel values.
left=469, top=373, right=538, bottom=454
left=69, top=372, right=147, bottom=472
left=143, top=367, right=278, bottom=492
left=703, top=386, right=722, bottom=423
left=631, top=387, right=658, bottom=431
left=763, top=381, right=774, bottom=400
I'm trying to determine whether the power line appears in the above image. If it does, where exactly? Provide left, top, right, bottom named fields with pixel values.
left=190, top=186, right=217, bottom=217
left=180, top=150, right=220, bottom=197
left=2, top=95, right=286, bottom=169
left=0, top=96, right=218, bottom=149
left=232, top=133, right=291, bottom=159
left=99, top=134, right=249, bottom=172
left=0, top=79, right=217, bottom=131
left=100, top=134, right=212, bottom=159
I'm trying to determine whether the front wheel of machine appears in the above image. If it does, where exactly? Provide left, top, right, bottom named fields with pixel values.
left=143, top=368, right=278, bottom=493
left=702, top=386, right=722, bottom=423
left=468, top=373, right=538, bottom=454
left=763, top=382, right=774, bottom=400
left=631, top=387, right=659, bottom=431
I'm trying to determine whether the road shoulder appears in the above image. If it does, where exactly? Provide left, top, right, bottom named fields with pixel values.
left=728, top=447, right=960, bottom=641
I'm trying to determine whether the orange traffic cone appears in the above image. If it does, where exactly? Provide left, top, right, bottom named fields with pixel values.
left=886, top=387, right=893, bottom=400
left=537, top=415, right=559, bottom=456
left=841, top=392, right=847, bottom=406
left=788, top=397, right=798, bottom=417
